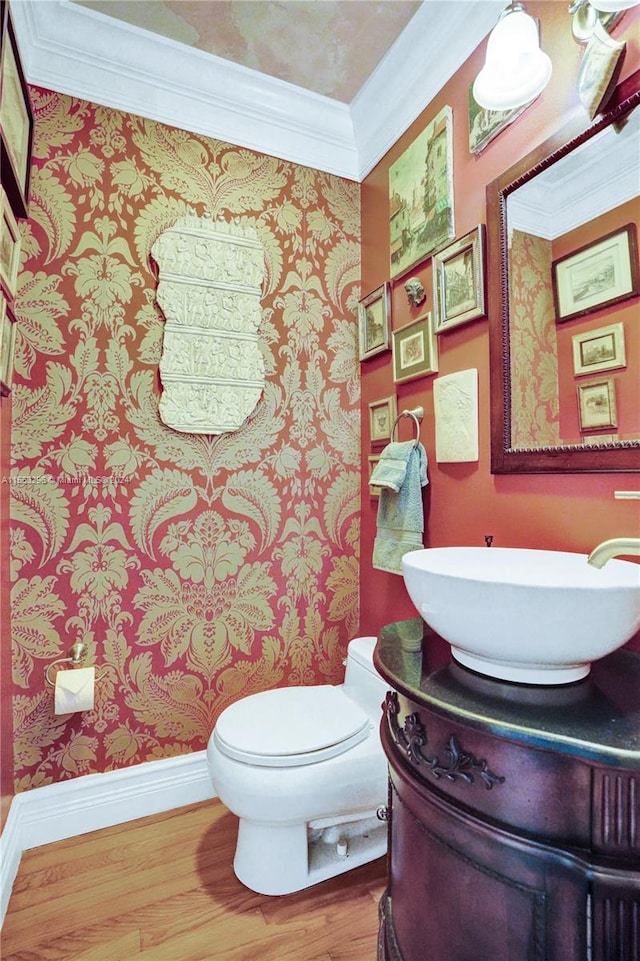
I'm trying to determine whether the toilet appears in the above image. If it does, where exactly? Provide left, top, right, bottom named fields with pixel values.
left=206, top=636, right=391, bottom=895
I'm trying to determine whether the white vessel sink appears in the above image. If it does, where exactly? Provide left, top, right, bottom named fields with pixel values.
left=402, top=547, right=640, bottom=685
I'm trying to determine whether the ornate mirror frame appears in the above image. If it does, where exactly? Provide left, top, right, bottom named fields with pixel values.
left=487, top=68, right=640, bottom=474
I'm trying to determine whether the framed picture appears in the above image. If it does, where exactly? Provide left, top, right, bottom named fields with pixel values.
left=468, top=85, right=529, bottom=155
left=0, top=184, right=20, bottom=297
left=389, top=105, right=454, bottom=279
left=433, top=225, right=486, bottom=333
left=368, top=455, right=382, bottom=499
left=572, top=322, right=626, bottom=376
left=577, top=377, right=617, bottom=432
left=552, top=224, right=639, bottom=323
left=368, top=394, right=397, bottom=446
left=0, top=1, right=34, bottom=218
left=0, top=293, right=16, bottom=395
left=577, top=21, right=625, bottom=121
left=358, top=283, right=391, bottom=360
left=392, top=312, right=438, bottom=384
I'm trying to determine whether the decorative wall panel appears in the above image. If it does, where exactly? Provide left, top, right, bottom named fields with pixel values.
left=152, top=213, right=266, bottom=434
left=9, top=89, right=361, bottom=791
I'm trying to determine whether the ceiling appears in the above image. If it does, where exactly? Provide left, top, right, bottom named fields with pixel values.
left=11, top=0, right=505, bottom=180
left=73, top=0, right=423, bottom=103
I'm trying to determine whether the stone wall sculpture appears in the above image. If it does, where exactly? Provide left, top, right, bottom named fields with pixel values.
left=152, top=211, right=266, bottom=434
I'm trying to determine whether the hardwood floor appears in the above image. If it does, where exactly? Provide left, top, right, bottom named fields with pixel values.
left=1, top=800, right=386, bottom=961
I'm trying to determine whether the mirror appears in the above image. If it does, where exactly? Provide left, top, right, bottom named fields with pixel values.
left=487, top=67, right=640, bottom=472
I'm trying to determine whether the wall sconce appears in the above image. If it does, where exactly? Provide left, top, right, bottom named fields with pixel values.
left=472, top=2, right=552, bottom=111
left=589, top=0, right=639, bottom=10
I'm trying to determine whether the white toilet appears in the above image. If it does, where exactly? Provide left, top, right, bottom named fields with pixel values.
left=206, top=636, right=391, bottom=895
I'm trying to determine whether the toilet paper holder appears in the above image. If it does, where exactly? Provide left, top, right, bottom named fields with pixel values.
left=44, top=642, right=107, bottom=688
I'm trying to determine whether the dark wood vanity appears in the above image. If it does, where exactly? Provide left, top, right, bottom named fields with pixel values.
left=374, top=619, right=640, bottom=961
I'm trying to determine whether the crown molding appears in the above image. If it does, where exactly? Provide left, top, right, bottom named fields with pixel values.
left=11, top=0, right=502, bottom=182
left=351, top=0, right=503, bottom=178
left=508, top=113, right=640, bottom=239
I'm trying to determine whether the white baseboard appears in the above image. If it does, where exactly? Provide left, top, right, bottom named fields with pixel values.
left=0, top=751, right=215, bottom=927
left=0, top=802, right=22, bottom=929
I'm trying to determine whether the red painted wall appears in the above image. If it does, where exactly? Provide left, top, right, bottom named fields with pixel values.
left=359, top=3, right=640, bottom=651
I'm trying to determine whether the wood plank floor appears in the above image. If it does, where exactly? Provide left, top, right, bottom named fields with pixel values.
left=1, top=800, right=386, bottom=961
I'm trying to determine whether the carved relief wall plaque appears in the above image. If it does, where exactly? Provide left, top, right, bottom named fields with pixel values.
left=152, top=211, right=266, bottom=434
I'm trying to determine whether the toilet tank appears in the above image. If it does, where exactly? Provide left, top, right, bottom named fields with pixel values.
left=342, top=636, right=390, bottom=717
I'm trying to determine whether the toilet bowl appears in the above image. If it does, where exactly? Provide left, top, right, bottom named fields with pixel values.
left=206, top=636, right=391, bottom=895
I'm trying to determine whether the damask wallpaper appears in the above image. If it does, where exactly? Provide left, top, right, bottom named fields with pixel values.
left=509, top=229, right=560, bottom=449
left=8, top=88, right=362, bottom=792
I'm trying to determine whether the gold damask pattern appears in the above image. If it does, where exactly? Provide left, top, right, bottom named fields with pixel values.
left=509, top=230, right=560, bottom=449
left=9, top=90, right=361, bottom=790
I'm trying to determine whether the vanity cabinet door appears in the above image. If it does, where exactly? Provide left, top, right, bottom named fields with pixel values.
left=383, top=762, right=588, bottom=961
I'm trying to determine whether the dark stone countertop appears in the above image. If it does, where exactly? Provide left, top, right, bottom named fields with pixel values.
left=374, top=618, right=640, bottom=769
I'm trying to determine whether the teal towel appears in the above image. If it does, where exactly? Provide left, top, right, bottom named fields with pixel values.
left=369, top=440, right=416, bottom=491
left=370, top=441, right=428, bottom=575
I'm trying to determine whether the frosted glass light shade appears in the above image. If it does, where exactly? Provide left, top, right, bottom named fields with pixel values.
left=590, top=0, right=639, bottom=10
left=473, top=7, right=552, bottom=111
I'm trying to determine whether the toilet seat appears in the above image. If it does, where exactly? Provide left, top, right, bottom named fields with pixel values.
left=213, top=685, right=371, bottom=767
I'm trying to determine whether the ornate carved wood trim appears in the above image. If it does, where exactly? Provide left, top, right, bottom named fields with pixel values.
left=384, top=691, right=505, bottom=790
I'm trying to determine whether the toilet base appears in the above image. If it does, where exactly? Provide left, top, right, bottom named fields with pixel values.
left=233, top=815, right=387, bottom=896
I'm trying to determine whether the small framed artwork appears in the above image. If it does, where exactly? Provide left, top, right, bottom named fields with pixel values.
left=392, top=312, right=438, bottom=384
left=368, top=454, right=382, bottom=499
left=433, top=225, right=486, bottom=333
left=572, top=322, right=626, bottom=376
left=0, top=2, right=34, bottom=219
left=577, top=21, right=625, bottom=121
left=358, top=283, right=391, bottom=361
left=0, top=294, right=16, bottom=395
left=577, top=377, right=617, bottom=432
left=368, top=394, right=397, bottom=446
left=468, top=85, right=529, bottom=155
left=552, top=224, right=639, bottom=323
left=0, top=185, right=20, bottom=297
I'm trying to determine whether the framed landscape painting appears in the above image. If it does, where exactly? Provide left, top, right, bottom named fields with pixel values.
left=358, top=283, right=391, bottom=360
left=0, top=2, right=34, bottom=218
left=572, top=322, right=625, bottom=376
left=552, top=224, right=638, bottom=322
left=433, top=225, right=486, bottom=333
left=577, top=377, right=617, bottom=432
left=389, top=105, right=454, bottom=279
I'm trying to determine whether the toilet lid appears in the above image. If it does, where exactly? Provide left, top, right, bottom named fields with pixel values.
left=213, top=685, right=371, bottom=767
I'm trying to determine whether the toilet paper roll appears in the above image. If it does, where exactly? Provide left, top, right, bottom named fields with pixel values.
left=54, top=667, right=95, bottom=715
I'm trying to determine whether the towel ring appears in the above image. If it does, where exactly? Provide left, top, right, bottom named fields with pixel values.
left=391, top=406, right=423, bottom=447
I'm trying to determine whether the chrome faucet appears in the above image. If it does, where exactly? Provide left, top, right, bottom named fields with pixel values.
left=587, top=537, right=640, bottom=569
